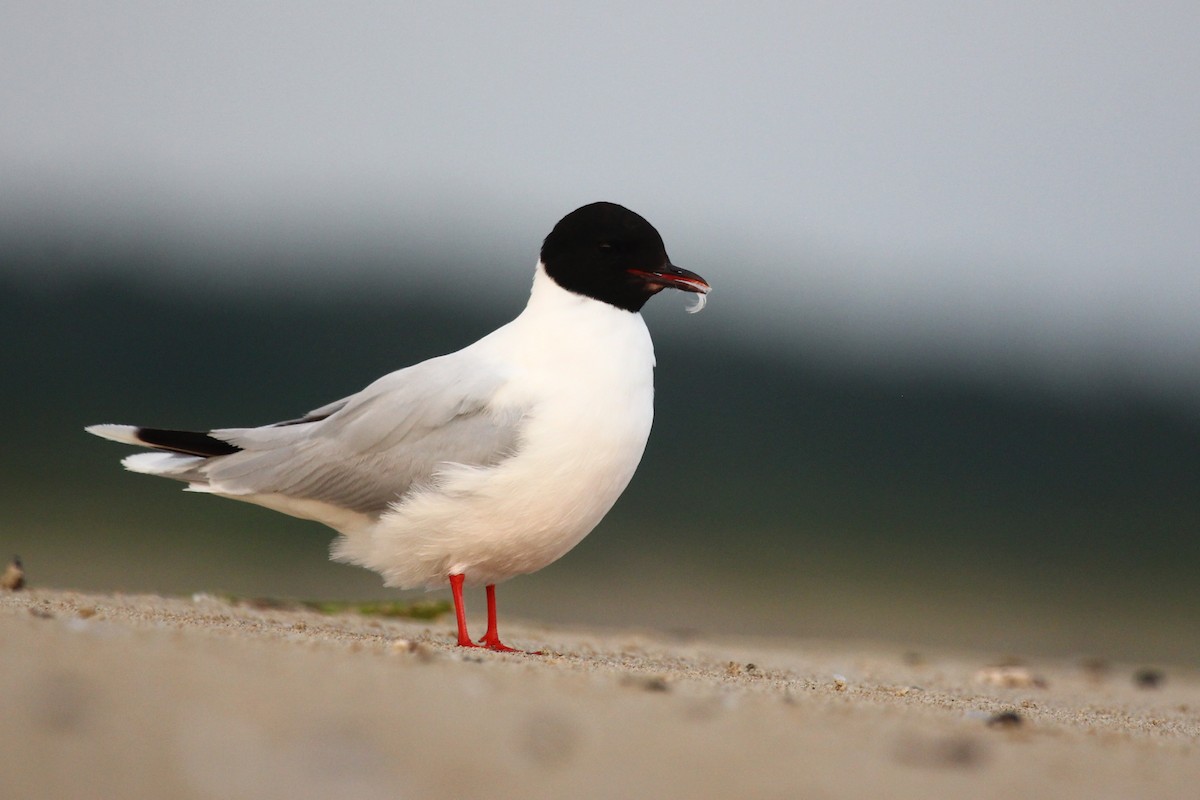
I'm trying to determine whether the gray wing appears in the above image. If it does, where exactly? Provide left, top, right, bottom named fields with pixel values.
left=198, top=352, right=525, bottom=516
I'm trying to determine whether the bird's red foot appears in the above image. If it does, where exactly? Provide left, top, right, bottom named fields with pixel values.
left=477, top=632, right=542, bottom=655
left=448, top=573, right=544, bottom=654
left=477, top=634, right=520, bottom=652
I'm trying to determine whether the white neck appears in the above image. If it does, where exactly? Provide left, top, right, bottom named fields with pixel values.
left=523, top=261, right=628, bottom=315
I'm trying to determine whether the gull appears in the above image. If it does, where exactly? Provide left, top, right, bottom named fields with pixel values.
left=87, top=201, right=710, bottom=652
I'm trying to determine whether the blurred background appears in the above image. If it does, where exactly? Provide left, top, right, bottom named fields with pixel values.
left=3, top=3, right=1197, bottom=663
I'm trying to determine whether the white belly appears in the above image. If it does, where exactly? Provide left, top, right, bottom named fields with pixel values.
left=331, top=281, right=658, bottom=589
left=358, top=403, right=651, bottom=588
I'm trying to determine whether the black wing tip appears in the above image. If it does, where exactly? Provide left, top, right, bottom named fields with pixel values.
left=135, top=427, right=242, bottom=457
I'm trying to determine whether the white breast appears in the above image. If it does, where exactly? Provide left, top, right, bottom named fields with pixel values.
left=333, top=264, right=657, bottom=589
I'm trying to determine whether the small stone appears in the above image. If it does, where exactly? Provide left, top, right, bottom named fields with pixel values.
left=643, top=676, right=670, bottom=692
left=973, top=665, right=1046, bottom=689
left=986, top=710, right=1023, bottom=728
left=389, top=638, right=434, bottom=662
left=1134, top=668, right=1165, bottom=689
left=622, top=674, right=670, bottom=692
left=2, top=557, right=25, bottom=591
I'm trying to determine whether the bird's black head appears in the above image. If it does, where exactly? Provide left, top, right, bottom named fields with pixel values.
left=540, top=202, right=710, bottom=313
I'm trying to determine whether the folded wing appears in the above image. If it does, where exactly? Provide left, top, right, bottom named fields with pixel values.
left=89, top=352, right=525, bottom=519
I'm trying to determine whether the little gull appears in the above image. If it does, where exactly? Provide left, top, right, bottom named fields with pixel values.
left=87, top=201, right=710, bottom=652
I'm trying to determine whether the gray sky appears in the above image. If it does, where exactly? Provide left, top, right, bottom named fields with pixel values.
left=3, top=2, right=1198, bottom=393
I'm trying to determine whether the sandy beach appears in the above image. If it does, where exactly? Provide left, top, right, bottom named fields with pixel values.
left=1, top=588, right=1196, bottom=799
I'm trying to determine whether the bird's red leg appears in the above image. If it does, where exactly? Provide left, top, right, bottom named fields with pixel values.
left=478, top=584, right=537, bottom=653
left=448, top=573, right=480, bottom=648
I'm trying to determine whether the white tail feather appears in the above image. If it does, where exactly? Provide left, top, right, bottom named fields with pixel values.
left=85, top=424, right=144, bottom=446
left=122, top=451, right=204, bottom=476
